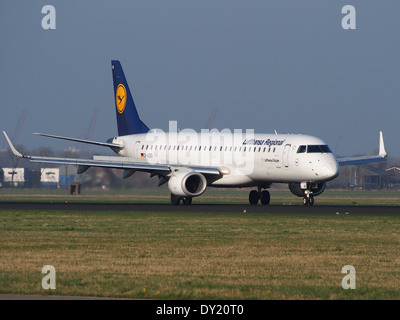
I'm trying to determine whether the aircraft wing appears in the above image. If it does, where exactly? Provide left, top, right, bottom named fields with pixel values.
left=336, top=131, right=387, bottom=166
left=3, top=131, right=221, bottom=177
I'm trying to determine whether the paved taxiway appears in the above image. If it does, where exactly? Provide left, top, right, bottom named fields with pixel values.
left=1, top=202, right=400, bottom=214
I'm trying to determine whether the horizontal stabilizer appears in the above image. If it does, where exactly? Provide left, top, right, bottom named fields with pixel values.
left=33, top=132, right=123, bottom=149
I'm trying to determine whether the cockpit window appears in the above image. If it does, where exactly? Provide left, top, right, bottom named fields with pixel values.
left=307, top=145, right=332, bottom=153
left=297, top=145, right=307, bottom=153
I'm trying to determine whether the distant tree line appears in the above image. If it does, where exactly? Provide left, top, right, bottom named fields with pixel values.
left=1, top=145, right=399, bottom=190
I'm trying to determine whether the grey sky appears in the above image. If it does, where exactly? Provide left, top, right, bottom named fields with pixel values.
left=1, top=1, right=399, bottom=157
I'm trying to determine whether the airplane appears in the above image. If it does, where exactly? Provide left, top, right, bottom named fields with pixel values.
left=3, top=60, right=388, bottom=206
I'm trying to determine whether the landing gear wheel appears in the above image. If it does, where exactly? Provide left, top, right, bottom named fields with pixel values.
left=171, top=194, right=181, bottom=205
left=249, top=190, right=259, bottom=205
left=183, top=197, right=192, bottom=205
left=260, top=190, right=270, bottom=205
left=302, top=196, right=314, bottom=206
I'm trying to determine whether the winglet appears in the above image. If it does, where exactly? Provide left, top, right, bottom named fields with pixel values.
left=2, top=131, right=26, bottom=158
left=379, top=131, right=387, bottom=158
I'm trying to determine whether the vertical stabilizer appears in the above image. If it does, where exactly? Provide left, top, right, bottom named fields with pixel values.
left=111, top=60, right=149, bottom=136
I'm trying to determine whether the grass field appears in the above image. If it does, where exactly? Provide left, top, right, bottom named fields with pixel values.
left=0, top=190, right=400, bottom=299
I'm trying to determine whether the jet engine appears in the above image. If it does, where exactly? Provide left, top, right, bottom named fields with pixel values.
left=168, top=170, right=207, bottom=197
left=288, top=182, right=326, bottom=197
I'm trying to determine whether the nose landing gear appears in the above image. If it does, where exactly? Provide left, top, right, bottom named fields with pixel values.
left=302, top=190, right=314, bottom=206
left=288, top=182, right=325, bottom=206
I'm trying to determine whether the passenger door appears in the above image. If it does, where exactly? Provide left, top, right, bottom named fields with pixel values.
left=283, top=144, right=291, bottom=167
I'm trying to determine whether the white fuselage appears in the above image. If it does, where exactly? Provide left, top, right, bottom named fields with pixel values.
left=111, top=132, right=339, bottom=187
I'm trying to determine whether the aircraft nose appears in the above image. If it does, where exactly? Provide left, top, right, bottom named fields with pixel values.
left=324, top=157, right=339, bottom=180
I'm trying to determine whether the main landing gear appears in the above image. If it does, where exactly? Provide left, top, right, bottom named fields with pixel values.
left=171, top=194, right=192, bottom=205
left=249, top=187, right=270, bottom=205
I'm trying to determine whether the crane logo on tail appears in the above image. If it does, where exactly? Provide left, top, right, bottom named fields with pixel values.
left=116, top=84, right=127, bottom=114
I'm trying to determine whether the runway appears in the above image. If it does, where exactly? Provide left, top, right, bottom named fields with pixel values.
left=1, top=201, right=400, bottom=215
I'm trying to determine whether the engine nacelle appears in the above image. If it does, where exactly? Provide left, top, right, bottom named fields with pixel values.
left=288, top=182, right=326, bottom=197
left=168, top=170, right=207, bottom=197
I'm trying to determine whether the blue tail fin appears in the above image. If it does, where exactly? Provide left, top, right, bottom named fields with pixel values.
left=111, top=60, right=149, bottom=136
